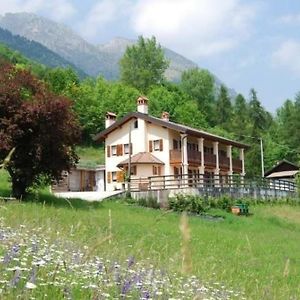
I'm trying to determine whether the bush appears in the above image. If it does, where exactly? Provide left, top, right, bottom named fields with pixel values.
left=168, top=194, right=250, bottom=214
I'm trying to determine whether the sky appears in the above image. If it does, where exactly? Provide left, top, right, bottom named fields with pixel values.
left=0, top=0, right=300, bottom=113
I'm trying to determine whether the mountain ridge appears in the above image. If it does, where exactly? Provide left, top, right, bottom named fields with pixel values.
left=0, top=12, right=198, bottom=81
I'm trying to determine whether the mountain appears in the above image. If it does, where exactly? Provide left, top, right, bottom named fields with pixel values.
left=0, top=13, right=198, bottom=80
left=0, top=26, right=87, bottom=78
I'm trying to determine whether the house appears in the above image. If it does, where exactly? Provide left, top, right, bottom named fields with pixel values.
left=265, top=160, right=299, bottom=182
left=52, top=165, right=105, bottom=192
left=94, top=96, right=249, bottom=192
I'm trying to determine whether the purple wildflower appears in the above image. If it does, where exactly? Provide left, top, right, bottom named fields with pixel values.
left=28, top=266, right=37, bottom=284
left=127, top=256, right=135, bottom=268
left=2, top=244, right=20, bottom=264
left=121, top=279, right=132, bottom=296
left=9, top=269, right=21, bottom=287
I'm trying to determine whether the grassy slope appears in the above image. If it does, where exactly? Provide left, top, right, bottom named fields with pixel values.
left=1, top=170, right=300, bottom=299
left=75, top=145, right=105, bottom=168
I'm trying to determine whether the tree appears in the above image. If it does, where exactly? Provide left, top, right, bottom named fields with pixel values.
left=119, top=36, right=169, bottom=92
left=215, top=85, right=232, bottom=129
left=180, top=68, right=215, bottom=124
left=0, top=62, right=81, bottom=198
left=45, top=67, right=79, bottom=95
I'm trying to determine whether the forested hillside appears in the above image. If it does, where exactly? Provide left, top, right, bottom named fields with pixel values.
left=0, top=27, right=86, bottom=78
left=1, top=42, right=299, bottom=178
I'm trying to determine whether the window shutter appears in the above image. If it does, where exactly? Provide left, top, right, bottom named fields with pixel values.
left=158, top=166, right=161, bottom=176
left=133, top=166, right=137, bottom=175
left=107, top=146, right=111, bottom=157
left=152, top=165, right=155, bottom=175
left=117, top=171, right=124, bottom=183
left=117, top=144, right=123, bottom=156
left=149, top=140, right=153, bottom=152
left=130, top=143, right=133, bottom=154
left=107, top=172, right=112, bottom=183
left=159, top=139, right=163, bottom=151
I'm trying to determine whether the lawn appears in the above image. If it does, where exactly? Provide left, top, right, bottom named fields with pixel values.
left=75, top=145, right=105, bottom=168
left=1, top=170, right=300, bottom=299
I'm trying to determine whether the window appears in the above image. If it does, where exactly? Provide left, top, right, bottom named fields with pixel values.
left=124, top=165, right=137, bottom=175
left=112, top=172, right=117, bottom=182
left=111, top=145, right=117, bottom=156
left=124, top=144, right=129, bottom=154
left=153, top=140, right=160, bottom=151
left=153, top=166, right=161, bottom=175
left=134, top=120, right=138, bottom=129
left=173, top=139, right=178, bottom=149
left=204, top=147, right=213, bottom=154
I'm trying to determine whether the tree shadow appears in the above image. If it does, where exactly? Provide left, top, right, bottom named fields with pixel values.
left=24, top=190, right=104, bottom=210
left=0, top=170, right=104, bottom=210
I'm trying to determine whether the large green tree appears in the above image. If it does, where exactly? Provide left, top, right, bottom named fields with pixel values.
left=215, top=85, right=232, bottom=129
left=180, top=68, right=215, bottom=124
left=119, top=36, right=169, bottom=92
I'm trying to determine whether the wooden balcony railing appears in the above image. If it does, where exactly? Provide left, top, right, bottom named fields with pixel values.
left=169, top=149, right=182, bottom=164
left=204, top=153, right=216, bottom=167
left=169, top=150, right=241, bottom=171
left=233, top=158, right=242, bottom=171
left=188, top=150, right=201, bottom=165
left=219, top=156, right=230, bottom=168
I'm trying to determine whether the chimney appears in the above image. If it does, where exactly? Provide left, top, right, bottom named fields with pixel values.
left=137, top=96, right=149, bottom=114
left=105, top=112, right=116, bottom=128
left=161, top=111, right=170, bottom=122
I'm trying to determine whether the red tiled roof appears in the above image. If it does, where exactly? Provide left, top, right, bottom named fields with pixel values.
left=93, top=112, right=250, bottom=149
left=117, top=152, right=164, bottom=167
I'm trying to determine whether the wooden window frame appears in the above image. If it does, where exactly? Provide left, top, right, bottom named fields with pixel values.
left=111, top=145, right=117, bottom=156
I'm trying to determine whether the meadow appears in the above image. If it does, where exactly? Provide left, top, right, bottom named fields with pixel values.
left=1, top=170, right=300, bottom=299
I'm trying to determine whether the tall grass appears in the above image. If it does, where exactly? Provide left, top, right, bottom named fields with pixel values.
left=1, top=174, right=300, bottom=298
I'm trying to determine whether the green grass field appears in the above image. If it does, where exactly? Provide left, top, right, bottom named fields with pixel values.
left=75, top=145, right=105, bottom=168
left=1, top=170, right=300, bottom=299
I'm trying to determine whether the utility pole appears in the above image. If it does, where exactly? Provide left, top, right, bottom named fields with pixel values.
left=127, top=120, right=132, bottom=193
left=260, top=137, right=265, bottom=178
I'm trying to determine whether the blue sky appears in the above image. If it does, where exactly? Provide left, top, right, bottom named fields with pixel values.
left=1, top=0, right=300, bottom=113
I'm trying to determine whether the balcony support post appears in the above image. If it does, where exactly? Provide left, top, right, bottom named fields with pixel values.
left=198, top=138, right=205, bottom=188
left=198, top=138, right=205, bottom=174
left=213, top=141, right=220, bottom=187
left=239, top=148, right=245, bottom=187
left=181, top=134, right=189, bottom=187
left=226, top=145, right=233, bottom=175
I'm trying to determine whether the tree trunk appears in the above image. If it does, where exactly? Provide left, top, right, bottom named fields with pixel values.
left=8, top=171, right=27, bottom=199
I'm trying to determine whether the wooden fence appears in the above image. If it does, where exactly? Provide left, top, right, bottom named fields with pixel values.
left=130, top=174, right=296, bottom=194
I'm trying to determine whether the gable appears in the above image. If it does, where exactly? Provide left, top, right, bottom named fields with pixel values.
left=265, top=160, right=299, bottom=176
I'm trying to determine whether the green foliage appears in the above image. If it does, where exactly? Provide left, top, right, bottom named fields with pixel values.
left=215, top=85, right=232, bottom=129
left=180, top=68, right=215, bottom=124
left=45, top=67, right=80, bottom=94
left=120, top=36, right=169, bottom=92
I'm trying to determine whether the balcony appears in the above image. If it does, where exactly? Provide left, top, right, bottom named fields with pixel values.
left=169, top=150, right=240, bottom=171
left=219, top=155, right=230, bottom=169
left=170, top=149, right=202, bottom=165
left=169, top=149, right=181, bottom=164
left=204, top=153, right=216, bottom=167
left=233, top=158, right=242, bottom=171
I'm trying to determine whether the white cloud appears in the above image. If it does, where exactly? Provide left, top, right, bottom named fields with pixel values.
left=272, top=40, right=300, bottom=75
left=131, top=0, right=258, bottom=58
left=0, top=0, right=76, bottom=21
left=78, top=0, right=132, bottom=40
left=278, top=13, right=300, bottom=25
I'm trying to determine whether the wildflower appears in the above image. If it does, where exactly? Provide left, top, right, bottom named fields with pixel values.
left=25, top=282, right=37, bottom=289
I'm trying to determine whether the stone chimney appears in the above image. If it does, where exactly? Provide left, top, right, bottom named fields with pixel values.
left=105, top=112, right=116, bottom=128
left=161, top=111, right=170, bottom=122
left=137, top=96, right=149, bottom=114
